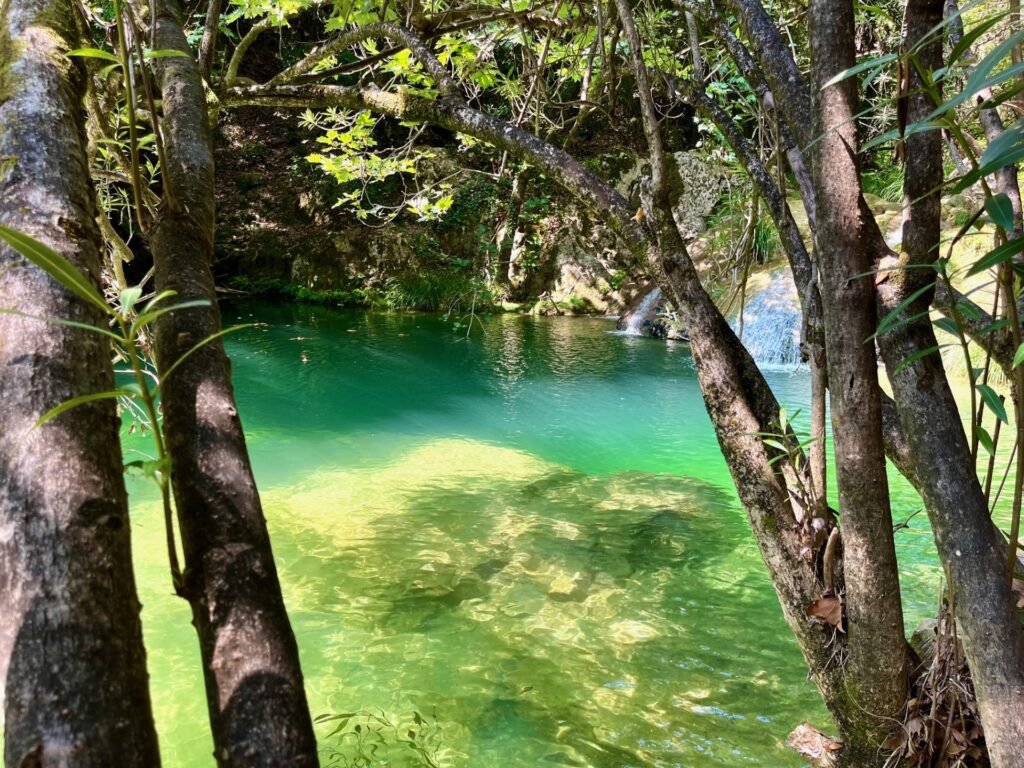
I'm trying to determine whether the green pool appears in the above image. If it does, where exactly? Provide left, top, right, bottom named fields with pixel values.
left=106, top=306, right=951, bottom=764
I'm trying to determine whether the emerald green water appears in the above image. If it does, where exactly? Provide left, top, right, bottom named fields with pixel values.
left=117, top=306, right=946, bottom=765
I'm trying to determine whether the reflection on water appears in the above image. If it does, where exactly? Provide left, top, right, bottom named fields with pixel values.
left=116, top=305, right=942, bottom=766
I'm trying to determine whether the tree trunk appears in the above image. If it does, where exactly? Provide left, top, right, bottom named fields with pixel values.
left=147, top=0, right=318, bottom=764
left=807, top=0, right=910, bottom=757
left=0, top=1, right=160, bottom=764
left=876, top=3, right=1024, bottom=764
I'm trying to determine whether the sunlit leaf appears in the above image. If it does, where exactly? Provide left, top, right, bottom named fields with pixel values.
left=33, top=390, right=128, bottom=430
left=67, top=47, right=120, bottom=63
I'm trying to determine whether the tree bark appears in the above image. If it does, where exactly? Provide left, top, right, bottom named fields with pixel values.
left=148, top=0, right=318, bottom=764
left=198, top=0, right=225, bottom=79
left=877, top=3, right=1024, bottom=764
left=719, top=0, right=814, bottom=152
left=807, top=0, right=910, bottom=757
left=0, top=1, right=160, bottom=764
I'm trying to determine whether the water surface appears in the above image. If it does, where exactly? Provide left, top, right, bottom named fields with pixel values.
left=121, top=306, right=943, bottom=765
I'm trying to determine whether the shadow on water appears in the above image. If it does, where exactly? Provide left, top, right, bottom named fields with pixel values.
left=256, top=454, right=818, bottom=767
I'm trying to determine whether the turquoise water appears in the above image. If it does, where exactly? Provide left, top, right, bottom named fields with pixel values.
left=120, top=306, right=944, bottom=765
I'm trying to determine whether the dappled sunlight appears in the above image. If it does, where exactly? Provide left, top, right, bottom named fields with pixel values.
left=125, top=309, right=889, bottom=766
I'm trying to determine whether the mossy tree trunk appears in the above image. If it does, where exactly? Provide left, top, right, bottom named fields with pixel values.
left=146, top=0, right=319, bottom=764
left=0, top=0, right=161, bottom=764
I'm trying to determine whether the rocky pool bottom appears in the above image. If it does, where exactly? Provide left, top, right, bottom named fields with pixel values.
left=10, top=305, right=951, bottom=766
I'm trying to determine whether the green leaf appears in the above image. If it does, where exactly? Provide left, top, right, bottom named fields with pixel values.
left=120, top=381, right=144, bottom=397
left=124, top=457, right=169, bottom=479
left=67, top=47, right=120, bottom=63
left=949, top=10, right=1007, bottom=66
left=957, top=299, right=983, bottom=321
left=932, top=316, right=960, bottom=336
left=873, top=281, right=936, bottom=338
left=936, top=28, right=1024, bottom=126
left=956, top=119, right=1024, bottom=191
left=156, top=324, right=254, bottom=388
left=131, top=299, right=210, bottom=335
left=977, top=425, right=996, bottom=456
left=141, top=290, right=179, bottom=312
left=1013, top=341, right=1024, bottom=369
left=980, top=318, right=1010, bottom=336
left=822, top=53, right=898, bottom=89
left=119, top=286, right=143, bottom=315
left=0, top=224, right=111, bottom=315
left=143, top=48, right=190, bottom=59
left=894, top=345, right=943, bottom=376
left=33, top=390, right=126, bottom=430
left=977, top=383, right=1008, bottom=424
left=967, top=236, right=1024, bottom=276
left=987, top=193, right=1016, bottom=231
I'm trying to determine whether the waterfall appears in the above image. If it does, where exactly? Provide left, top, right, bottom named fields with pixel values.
left=617, top=287, right=663, bottom=336
left=732, top=271, right=803, bottom=369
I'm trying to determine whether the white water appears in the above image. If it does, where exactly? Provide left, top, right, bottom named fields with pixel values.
left=618, top=287, right=663, bottom=336
left=614, top=273, right=803, bottom=369
left=733, top=271, right=803, bottom=369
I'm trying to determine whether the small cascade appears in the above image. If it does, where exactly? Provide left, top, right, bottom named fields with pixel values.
left=617, top=287, right=663, bottom=336
left=733, top=271, right=803, bottom=369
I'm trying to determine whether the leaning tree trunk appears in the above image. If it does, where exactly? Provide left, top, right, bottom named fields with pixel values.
left=146, top=0, right=318, bottom=764
left=0, top=1, right=161, bottom=764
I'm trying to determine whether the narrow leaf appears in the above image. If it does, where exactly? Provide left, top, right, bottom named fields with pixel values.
left=977, top=425, right=996, bottom=455
left=143, top=48, right=190, bottom=59
left=0, top=224, right=111, bottom=314
left=156, top=324, right=254, bottom=388
left=131, top=299, right=210, bottom=335
left=119, top=286, right=143, bottom=315
left=932, top=316, right=960, bottom=336
left=967, top=237, right=1024, bottom=276
left=67, top=47, right=120, bottom=63
left=978, top=383, right=1008, bottom=424
left=822, top=53, right=898, bottom=89
left=33, top=390, right=126, bottom=430
left=894, top=345, right=942, bottom=376
left=873, top=281, right=936, bottom=338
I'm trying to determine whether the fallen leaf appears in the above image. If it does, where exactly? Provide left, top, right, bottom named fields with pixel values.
left=806, top=596, right=844, bottom=629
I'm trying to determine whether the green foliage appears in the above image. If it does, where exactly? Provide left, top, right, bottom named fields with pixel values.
left=862, top=162, right=905, bottom=204
left=0, top=224, right=247, bottom=593
left=228, top=270, right=494, bottom=314
left=434, top=179, right=502, bottom=231
left=301, top=109, right=454, bottom=222
left=227, top=276, right=363, bottom=306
